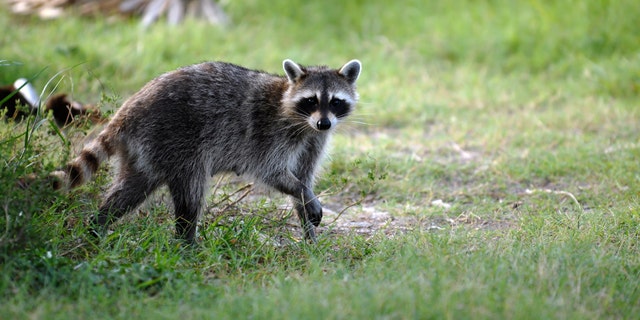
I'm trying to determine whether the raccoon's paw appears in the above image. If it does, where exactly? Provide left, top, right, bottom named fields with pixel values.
left=305, top=198, right=323, bottom=227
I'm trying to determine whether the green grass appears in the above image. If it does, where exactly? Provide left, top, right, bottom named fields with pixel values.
left=2, top=0, right=640, bottom=318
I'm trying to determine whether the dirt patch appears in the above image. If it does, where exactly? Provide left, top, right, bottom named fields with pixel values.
left=319, top=202, right=517, bottom=238
left=202, top=183, right=517, bottom=243
left=320, top=204, right=414, bottom=236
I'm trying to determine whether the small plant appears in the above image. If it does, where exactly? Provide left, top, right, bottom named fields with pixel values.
left=0, top=67, right=81, bottom=253
left=0, top=118, right=61, bottom=252
left=319, top=153, right=389, bottom=200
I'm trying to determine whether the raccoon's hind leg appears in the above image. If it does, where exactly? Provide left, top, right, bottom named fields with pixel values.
left=167, top=173, right=207, bottom=244
left=92, top=166, right=159, bottom=237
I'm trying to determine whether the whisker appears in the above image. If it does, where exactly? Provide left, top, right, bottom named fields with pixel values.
left=343, top=120, right=371, bottom=126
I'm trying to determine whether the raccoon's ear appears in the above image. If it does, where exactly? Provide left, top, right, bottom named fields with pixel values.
left=338, top=59, right=362, bottom=85
left=283, top=59, right=305, bottom=83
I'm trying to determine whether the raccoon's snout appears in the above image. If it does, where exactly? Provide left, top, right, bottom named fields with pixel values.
left=317, top=118, right=332, bottom=130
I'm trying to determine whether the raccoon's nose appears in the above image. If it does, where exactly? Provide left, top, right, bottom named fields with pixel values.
left=317, top=118, right=332, bottom=130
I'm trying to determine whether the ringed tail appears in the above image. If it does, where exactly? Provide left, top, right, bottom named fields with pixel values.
left=53, top=133, right=114, bottom=190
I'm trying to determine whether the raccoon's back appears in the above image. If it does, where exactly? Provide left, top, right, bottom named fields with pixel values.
left=113, top=62, right=288, bottom=173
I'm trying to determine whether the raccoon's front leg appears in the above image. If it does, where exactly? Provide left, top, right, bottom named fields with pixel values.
left=268, top=171, right=322, bottom=241
left=293, top=186, right=322, bottom=241
left=292, top=187, right=322, bottom=241
left=290, top=142, right=326, bottom=240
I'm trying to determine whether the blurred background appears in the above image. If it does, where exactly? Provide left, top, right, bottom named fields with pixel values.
left=2, top=0, right=639, bottom=216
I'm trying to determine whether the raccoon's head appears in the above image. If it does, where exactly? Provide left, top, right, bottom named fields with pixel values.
left=281, top=59, right=361, bottom=132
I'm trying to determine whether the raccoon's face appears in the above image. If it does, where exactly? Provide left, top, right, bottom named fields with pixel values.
left=282, top=59, right=361, bottom=132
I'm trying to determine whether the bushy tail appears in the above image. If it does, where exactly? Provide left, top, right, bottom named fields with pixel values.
left=53, top=133, right=114, bottom=190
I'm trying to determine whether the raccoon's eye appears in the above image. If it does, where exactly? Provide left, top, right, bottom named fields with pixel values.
left=330, top=98, right=345, bottom=108
left=296, top=96, right=318, bottom=115
left=330, top=98, right=350, bottom=118
left=304, top=97, right=318, bottom=106
left=298, top=97, right=318, bottom=109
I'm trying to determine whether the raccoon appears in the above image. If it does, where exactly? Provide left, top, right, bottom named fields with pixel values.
left=45, top=93, right=106, bottom=128
left=1, top=79, right=104, bottom=127
left=58, top=59, right=362, bottom=243
left=1, top=79, right=38, bottom=121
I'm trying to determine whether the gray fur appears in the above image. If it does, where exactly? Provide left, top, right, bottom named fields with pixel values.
left=283, top=59, right=305, bottom=83
left=64, top=59, right=362, bottom=243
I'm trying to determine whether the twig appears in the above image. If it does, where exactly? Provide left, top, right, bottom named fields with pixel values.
left=209, top=174, right=225, bottom=199
left=219, top=184, right=253, bottom=212
left=525, top=188, right=584, bottom=212
left=325, top=198, right=363, bottom=226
